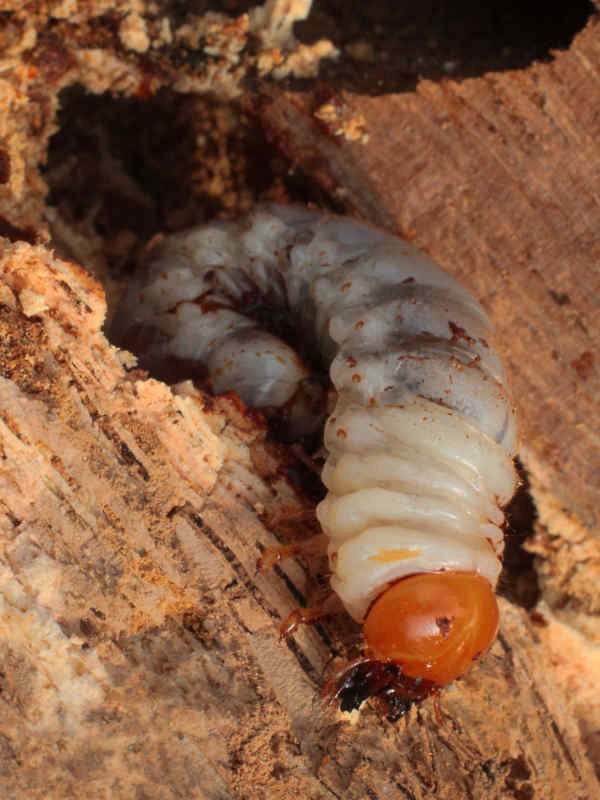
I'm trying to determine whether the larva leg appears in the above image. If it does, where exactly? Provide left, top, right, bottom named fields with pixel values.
left=279, top=592, right=344, bottom=638
left=257, top=533, right=328, bottom=573
left=262, top=506, right=317, bottom=530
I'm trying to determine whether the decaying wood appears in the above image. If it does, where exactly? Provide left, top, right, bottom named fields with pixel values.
left=0, top=0, right=599, bottom=797
left=0, top=241, right=597, bottom=798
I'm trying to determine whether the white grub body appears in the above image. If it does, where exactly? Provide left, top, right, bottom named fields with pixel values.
left=114, top=204, right=518, bottom=622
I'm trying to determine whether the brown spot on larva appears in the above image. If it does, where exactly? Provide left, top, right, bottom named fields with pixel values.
left=340, top=281, right=352, bottom=291
left=336, top=428, right=347, bottom=438
left=449, top=321, right=475, bottom=346
left=351, top=374, right=361, bottom=383
left=354, top=320, right=364, bottom=329
left=571, top=350, right=594, bottom=380
left=346, top=356, right=357, bottom=368
left=436, top=616, right=453, bottom=637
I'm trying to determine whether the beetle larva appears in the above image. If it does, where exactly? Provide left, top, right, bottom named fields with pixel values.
left=114, top=204, right=518, bottom=716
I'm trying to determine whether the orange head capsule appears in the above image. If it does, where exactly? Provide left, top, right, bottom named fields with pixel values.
left=362, top=571, right=499, bottom=687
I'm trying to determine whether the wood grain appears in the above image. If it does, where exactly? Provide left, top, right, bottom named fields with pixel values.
left=0, top=2, right=598, bottom=797
left=0, top=239, right=597, bottom=798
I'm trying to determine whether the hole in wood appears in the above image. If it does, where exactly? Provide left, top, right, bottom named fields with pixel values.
left=295, top=0, right=595, bottom=92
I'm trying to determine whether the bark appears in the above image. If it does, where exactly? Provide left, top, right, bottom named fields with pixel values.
left=0, top=1, right=598, bottom=798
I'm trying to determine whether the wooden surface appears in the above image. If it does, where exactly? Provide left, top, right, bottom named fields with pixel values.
left=0, top=1, right=599, bottom=797
left=0, top=242, right=597, bottom=799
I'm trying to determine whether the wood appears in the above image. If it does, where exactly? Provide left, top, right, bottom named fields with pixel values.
left=0, top=226, right=596, bottom=800
left=0, top=1, right=599, bottom=797
left=256, top=18, right=600, bottom=784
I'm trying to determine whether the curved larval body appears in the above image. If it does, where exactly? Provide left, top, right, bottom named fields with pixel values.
left=114, top=204, right=518, bottom=625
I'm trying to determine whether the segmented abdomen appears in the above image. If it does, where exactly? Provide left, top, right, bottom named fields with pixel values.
left=114, top=204, right=518, bottom=621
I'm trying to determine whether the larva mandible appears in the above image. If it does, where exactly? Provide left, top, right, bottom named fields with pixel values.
left=114, top=204, right=518, bottom=717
